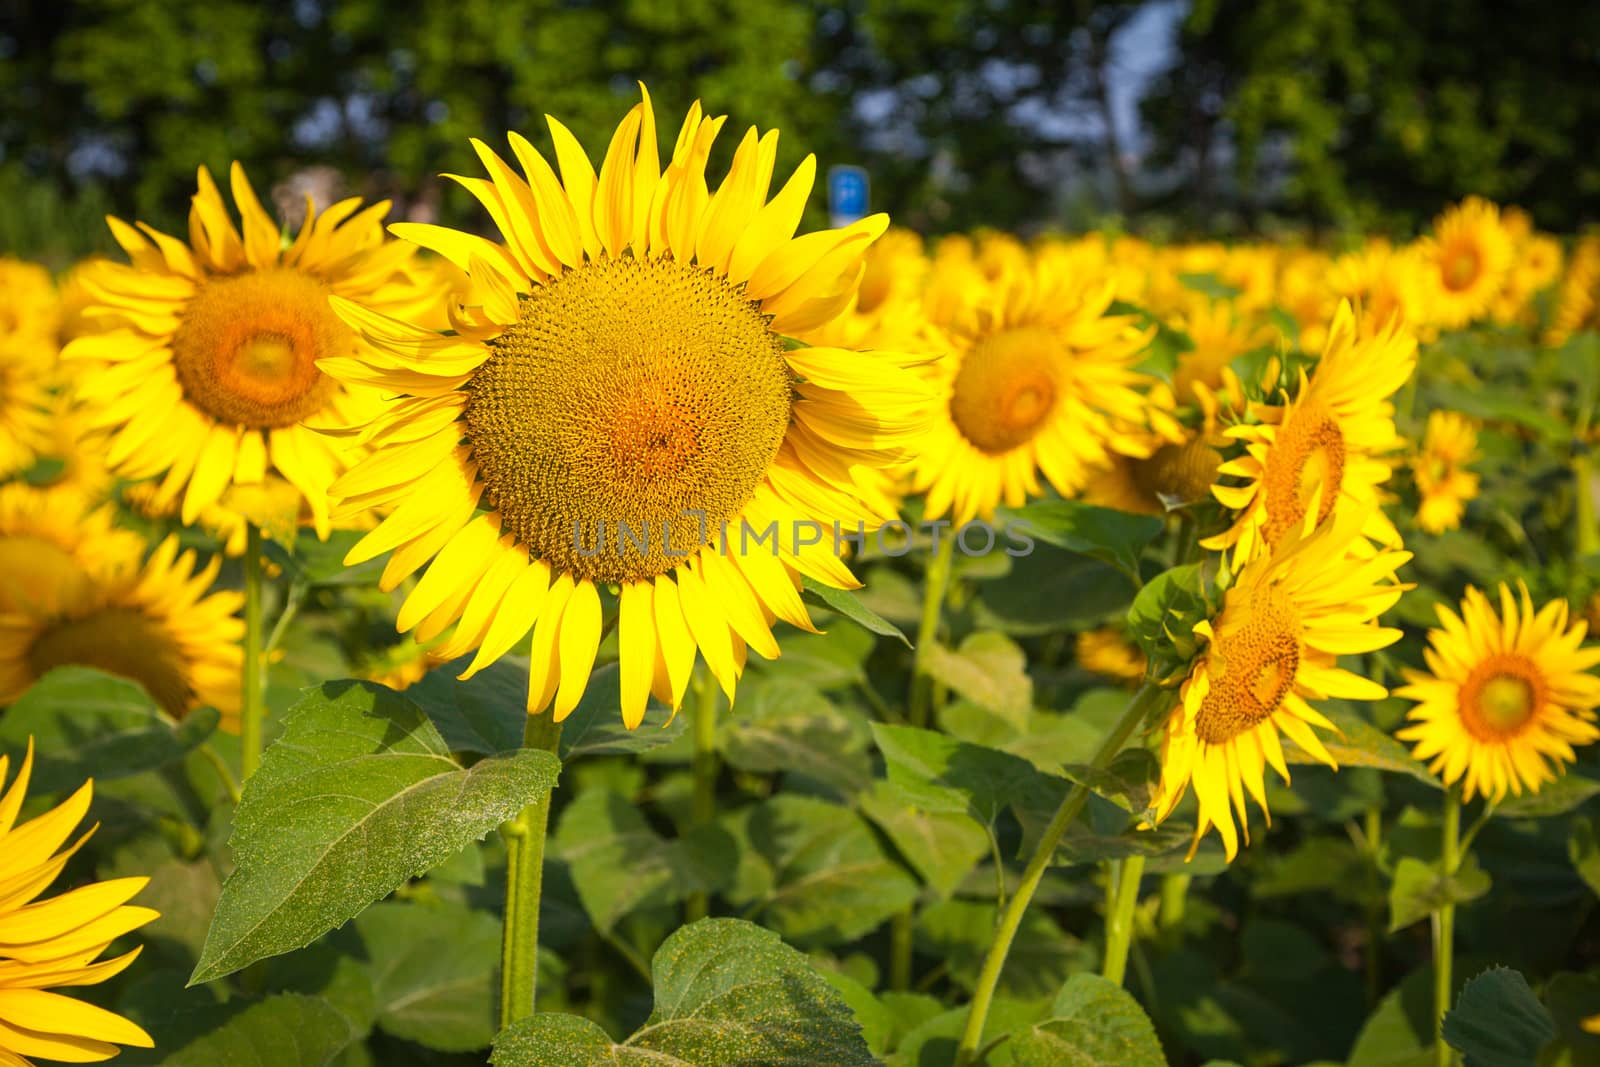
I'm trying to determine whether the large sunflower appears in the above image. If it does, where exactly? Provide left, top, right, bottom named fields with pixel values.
left=0, top=536, right=243, bottom=728
left=321, top=87, right=933, bottom=727
left=0, top=741, right=158, bottom=1066
left=1203, top=301, right=1414, bottom=567
left=1396, top=583, right=1600, bottom=803
left=62, top=163, right=433, bottom=537
left=1417, top=197, right=1512, bottom=330
left=908, top=250, right=1156, bottom=524
left=0, top=484, right=145, bottom=618
left=1147, top=509, right=1411, bottom=859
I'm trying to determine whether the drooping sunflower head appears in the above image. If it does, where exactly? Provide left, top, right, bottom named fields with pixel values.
left=1417, top=196, right=1513, bottom=330
left=1410, top=411, right=1480, bottom=535
left=1203, top=301, right=1415, bottom=568
left=63, top=163, right=436, bottom=538
left=322, top=86, right=935, bottom=728
left=1397, top=583, right=1600, bottom=803
left=909, top=249, right=1159, bottom=524
left=0, top=740, right=159, bottom=1065
left=1148, top=508, right=1410, bottom=860
left=0, top=535, right=243, bottom=727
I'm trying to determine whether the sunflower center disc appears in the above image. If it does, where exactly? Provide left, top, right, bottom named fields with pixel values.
left=1195, top=585, right=1302, bottom=744
left=1462, top=655, right=1543, bottom=739
left=28, top=606, right=193, bottom=716
left=1262, top=405, right=1346, bottom=546
left=465, top=256, right=792, bottom=585
left=171, top=267, right=346, bottom=428
left=949, top=326, right=1062, bottom=454
left=1444, top=246, right=1482, bottom=292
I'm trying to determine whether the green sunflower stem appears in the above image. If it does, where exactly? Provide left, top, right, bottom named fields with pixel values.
left=1157, top=873, right=1190, bottom=936
left=1102, top=853, right=1146, bottom=986
left=500, top=710, right=563, bottom=1029
left=953, top=682, right=1167, bottom=1067
left=1574, top=450, right=1599, bottom=559
left=240, top=524, right=266, bottom=781
left=908, top=531, right=957, bottom=730
left=1432, top=785, right=1462, bottom=1067
left=686, top=666, right=719, bottom=923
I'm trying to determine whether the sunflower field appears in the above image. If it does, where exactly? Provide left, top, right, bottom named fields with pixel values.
left=1, top=84, right=1600, bottom=1067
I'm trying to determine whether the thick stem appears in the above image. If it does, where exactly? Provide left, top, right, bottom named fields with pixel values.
left=908, top=532, right=957, bottom=729
left=1102, top=854, right=1146, bottom=986
left=1432, top=787, right=1461, bottom=1067
left=686, top=667, right=719, bottom=923
left=953, top=683, right=1167, bottom=1065
left=500, top=711, right=563, bottom=1029
left=1364, top=807, right=1384, bottom=1007
left=240, top=525, right=265, bottom=781
left=1575, top=451, right=1598, bottom=559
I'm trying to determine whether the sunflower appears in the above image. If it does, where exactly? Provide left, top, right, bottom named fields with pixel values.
left=1396, top=584, right=1600, bottom=803
left=0, top=535, right=243, bottom=728
left=0, top=740, right=158, bottom=1066
left=1203, top=301, right=1414, bottom=568
left=0, top=343, right=53, bottom=484
left=909, top=250, right=1157, bottom=525
left=18, top=394, right=115, bottom=504
left=0, top=259, right=60, bottom=357
left=1327, top=241, right=1430, bottom=340
left=62, top=163, right=434, bottom=538
left=321, top=87, right=933, bottom=728
left=1171, top=296, right=1274, bottom=406
left=1411, top=411, right=1480, bottom=535
left=1546, top=235, right=1600, bottom=348
left=0, top=484, right=145, bottom=618
left=1147, top=509, right=1410, bottom=859
left=1075, top=627, right=1147, bottom=685
left=1417, top=197, right=1512, bottom=330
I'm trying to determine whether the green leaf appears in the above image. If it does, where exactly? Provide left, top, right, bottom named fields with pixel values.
left=1010, top=973, right=1167, bottom=1067
left=1568, top=817, right=1600, bottom=898
left=858, top=780, right=989, bottom=897
left=1177, top=271, right=1243, bottom=300
left=404, top=657, right=527, bottom=756
left=971, top=547, right=1136, bottom=636
left=919, top=632, right=1033, bottom=721
left=800, top=576, right=912, bottom=647
left=1280, top=705, right=1440, bottom=789
left=871, top=722, right=1043, bottom=826
left=727, top=795, right=918, bottom=944
left=0, top=667, right=220, bottom=794
left=1387, top=856, right=1492, bottom=933
left=1442, top=967, right=1556, bottom=1067
left=190, top=681, right=560, bottom=984
left=917, top=898, right=1095, bottom=999
left=718, top=676, right=871, bottom=797
left=1127, top=563, right=1208, bottom=680
left=555, top=660, right=686, bottom=760
left=263, top=528, right=386, bottom=587
left=153, top=993, right=360, bottom=1066
left=998, top=500, right=1163, bottom=581
left=554, top=788, right=734, bottom=931
left=1493, top=773, right=1600, bottom=818
left=489, top=918, right=874, bottom=1066
left=355, top=901, right=499, bottom=1052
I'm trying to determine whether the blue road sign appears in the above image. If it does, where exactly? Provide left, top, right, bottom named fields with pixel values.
left=827, top=165, right=870, bottom=228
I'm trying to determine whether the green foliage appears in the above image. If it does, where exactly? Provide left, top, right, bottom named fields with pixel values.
left=191, top=681, right=559, bottom=983
left=488, top=919, right=875, bottom=1066
left=1442, top=968, right=1557, bottom=1067
left=1009, top=974, right=1167, bottom=1066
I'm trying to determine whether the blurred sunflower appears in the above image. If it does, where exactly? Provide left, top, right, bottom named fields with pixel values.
left=0, top=259, right=60, bottom=355
left=1147, top=509, right=1410, bottom=860
left=322, top=86, right=933, bottom=727
left=1327, top=241, right=1429, bottom=340
left=18, top=394, right=115, bottom=504
left=1075, top=627, right=1146, bottom=685
left=1204, top=301, right=1414, bottom=567
left=63, top=163, right=432, bottom=537
left=1546, top=235, right=1600, bottom=347
left=909, top=253, right=1156, bottom=524
left=850, top=228, right=928, bottom=322
left=1417, top=197, right=1512, bottom=330
left=0, top=484, right=144, bottom=617
left=1397, top=583, right=1600, bottom=803
left=1171, top=296, right=1275, bottom=406
left=0, top=536, right=243, bottom=727
left=0, top=740, right=158, bottom=1066
left=1411, top=411, right=1480, bottom=535
left=0, top=343, right=54, bottom=483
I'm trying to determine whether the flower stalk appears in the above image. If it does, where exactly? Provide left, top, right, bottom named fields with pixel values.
left=1102, top=853, right=1146, bottom=985
left=240, top=523, right=265, bottom=780
left=686, top=667, right=719, bottom=923
left=500, top=710, right=563, bottom=1028
left=953, top=681, right=1167, bottom=1065
left=1432, top=785, right=1462, bottom=1067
